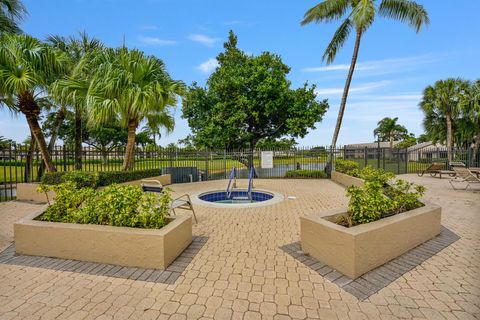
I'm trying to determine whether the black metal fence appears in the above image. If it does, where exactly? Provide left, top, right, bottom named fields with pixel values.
left=1, top=145, right=479, bottom=202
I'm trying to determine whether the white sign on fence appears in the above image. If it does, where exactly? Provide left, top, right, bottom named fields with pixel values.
left=261, top=151, right=274, bottom=169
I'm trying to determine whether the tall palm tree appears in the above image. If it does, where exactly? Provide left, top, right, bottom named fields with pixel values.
left=373, top=117, right=408, bottom=150
left=48, top=32, right=103, bottom=170
left=0, top=33, right=67, bottom=172
left=301, top=0, right=429, bottom=170
left=60, top=47, right=184, bottom=170
left=420, top=78, right=467, bottom=163
left=0, top=0, right=27, bottom=34
left=142, top=112, right=175, bottom=146
left=460, top=80, right=480, bottom=163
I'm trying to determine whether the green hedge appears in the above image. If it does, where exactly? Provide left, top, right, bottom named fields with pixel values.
left=335, top=159, right=359, bottom=174
left=41, top=168, right=163, bottom=188
left=97, top=169, right=163, bottom=186
left=285, top=169, right=327, bottom=179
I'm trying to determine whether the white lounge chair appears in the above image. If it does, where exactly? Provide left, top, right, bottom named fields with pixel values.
left=140, top=180, right=198, bottom=223
left=449, top=167, right=480, bottom=191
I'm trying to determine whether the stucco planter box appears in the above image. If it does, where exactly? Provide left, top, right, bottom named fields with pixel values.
left=14, top=208, right=192, bottom=269
left=16, top=183, right=55, bottom=203
left=331, top=171, right=364, bottom=188
left=300, top=203, right=441, bottom=279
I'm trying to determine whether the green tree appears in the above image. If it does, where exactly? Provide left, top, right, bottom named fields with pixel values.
left=256, top=138, right=298, bottom=150
left=301, top=0, right=429, bottom=169
left=58, top=47, right=183, bottom=170
left=0, top=0, right=27, bottom=34
left=420, top=78, right=467, bottom=162
left=373, top=117, right=409, bottom=150
left=395, top=134, right=417, bottom=149
left=0, top=33, right=67, bottom=171
left=141, top=111, right=175, bottom=146
left=49, top=32, right=103, bottom=170
left=182, top=31, right=328, bottom=166
left=460, top=80, right=480, bottom=162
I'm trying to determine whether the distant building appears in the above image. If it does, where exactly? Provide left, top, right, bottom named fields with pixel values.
left=343, top=141, right=401, bottom=159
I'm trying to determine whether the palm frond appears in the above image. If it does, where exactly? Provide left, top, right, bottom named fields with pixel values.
left=379, top=0, right=429, bottom=32
left=351, top=0, right=376, bottom=31
left=301, top=0, right=350, bottom=25
left=322, top=18, right=352, bottom=64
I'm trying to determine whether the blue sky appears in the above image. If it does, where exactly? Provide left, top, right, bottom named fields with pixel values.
left=1, top=0, right=479, bottom=146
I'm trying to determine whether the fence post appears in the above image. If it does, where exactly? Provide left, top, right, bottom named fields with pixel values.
left=364, top=147, right=368, bottom=168
left=224, top=150, right=227, bottom=179
left=205, top=151, right=209, bottom=181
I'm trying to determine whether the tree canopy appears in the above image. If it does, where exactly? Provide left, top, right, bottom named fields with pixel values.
left=182, top=31, right=328, bottom=151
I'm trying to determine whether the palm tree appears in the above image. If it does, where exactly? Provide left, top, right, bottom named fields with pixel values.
left=60, top=47, right=184, bottom=170
left=420, top=78, right=467, bottom=163
left=48, top=32, right=103, bottom=170
left=460, top=80, right=480, bottom=164
left=0, top=0, right=27, bottom=34
left=0, top=33, right=67, bottom=172
left=142, top=112, right=175, bottom=146
left=373, top=117, right=408, bottom=150
left=301, top=0, right=429, bottom=170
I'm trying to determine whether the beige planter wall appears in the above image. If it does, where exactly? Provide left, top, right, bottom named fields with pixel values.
left=300, top=203, right=441, bottom=279
left=331, top=171, right=364, bottom=188
left=16, top=183, right=55, bottom=203
left=14, top=209, right=192, bottom=269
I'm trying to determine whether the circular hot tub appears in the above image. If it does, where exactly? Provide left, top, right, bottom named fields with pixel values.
left=196, top=189, right=283, bottom=207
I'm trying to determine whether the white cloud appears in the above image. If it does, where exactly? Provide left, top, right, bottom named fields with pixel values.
left=137, top=35, right=176, bottom=46
left=197, top=58, right=219, bottom=73
left=188, top=34, right=220, bottom=47
left=302, top=64, right=372, bottom=72
left=302, top=54, right=445, bottom=75
left=315, top=81, right=391, bottom=96
left=139, top=25, right=159, bottom=31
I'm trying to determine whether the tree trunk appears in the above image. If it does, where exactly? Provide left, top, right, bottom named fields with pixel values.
left=122, top=119, right=138, bottom=170
left=24, top=130, right=35, bottom=182
left=18, top=92, right=56, bottom=172
left=74, top=106, right=82, bottom=170
left=327, top=30, right=363, bottom=172
left=38, top=106, right=66, bottom=177
left=446, top=113, right=453, bottom=163
left=48, top=106, right=66, bottom=152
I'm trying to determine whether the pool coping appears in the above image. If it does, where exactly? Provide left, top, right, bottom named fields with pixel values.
left=191, top=188, right=285, bottom=208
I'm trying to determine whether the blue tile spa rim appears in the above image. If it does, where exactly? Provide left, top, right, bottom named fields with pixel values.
left=194, top=189, right=284, bottom=208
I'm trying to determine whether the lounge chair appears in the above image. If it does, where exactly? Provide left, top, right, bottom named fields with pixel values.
left=140, top=180, right=198, bottom=223
left=449, top=167, right=480, bottom=191
left=417, top=163, right=455, bottom=179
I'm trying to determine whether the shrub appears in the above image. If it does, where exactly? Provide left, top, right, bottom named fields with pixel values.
left=285, top=169, right=327, bottom=179
left=97, top=168, right=162, bottom=186
left=335, top=159, right=358, bottom=174
left=41, top=168, right=163, bottom=188
left=38, top=183, right=171, bottom=229
left=344, top=169, right=425, bottom=227
left=348, top=166, right=395, bottom=184
left=41, top=172, right=65, bottom=185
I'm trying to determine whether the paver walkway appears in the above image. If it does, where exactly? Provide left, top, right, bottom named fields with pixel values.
left=0, top=177, right=479, bottom=319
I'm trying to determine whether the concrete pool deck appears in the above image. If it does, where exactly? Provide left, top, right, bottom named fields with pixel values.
left=0, top=176, right=479, bottom=319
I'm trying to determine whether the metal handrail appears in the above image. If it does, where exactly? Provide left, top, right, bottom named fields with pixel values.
left=247, top=167, right=254, bottom=200
left=226, top=167, right=236, bottom=198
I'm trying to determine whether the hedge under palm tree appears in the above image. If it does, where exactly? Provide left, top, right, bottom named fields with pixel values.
left=0, top=33, right=67, bottom=172
left=301, top=0, right=429, bottom=170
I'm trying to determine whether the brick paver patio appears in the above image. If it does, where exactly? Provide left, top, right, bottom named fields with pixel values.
left=0, top=176, right=479, bottom=319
